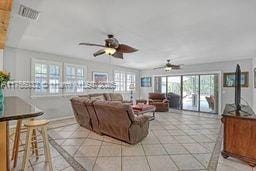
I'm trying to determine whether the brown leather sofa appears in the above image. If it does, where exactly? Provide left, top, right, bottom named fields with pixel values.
left=148, top=92, right=169, bottom=112
left=70, top=94, right=149, bottom=144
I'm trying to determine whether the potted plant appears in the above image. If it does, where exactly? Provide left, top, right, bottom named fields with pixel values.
left=0, top=71, right=10, bottom=114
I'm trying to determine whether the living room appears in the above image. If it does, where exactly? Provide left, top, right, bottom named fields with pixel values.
left=1, top=0, right=256, bottom=171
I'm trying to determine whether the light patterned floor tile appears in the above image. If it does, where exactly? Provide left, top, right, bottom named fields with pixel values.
left=98, top=145, right=121, bottom=157
left=147, top=155, right=178, bottom=171
left=142, top=144, right=167, bottom=155
left=75, top=145, right=101, bottom=157
left=122, top=144, right=145, bottom=156
left=94, top=157, right=121, bottom=171
left=122, top=156, right=150, bottom=171
left=163, top=143, right=189, bottom=155
left=170, top=154, right=205, bottom=170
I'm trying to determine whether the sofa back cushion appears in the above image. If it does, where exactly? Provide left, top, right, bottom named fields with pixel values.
left=89, top=93, right=106, bottom=101
left=78, top=95, right=90, bottom=99
left=103, top=93, right=111, bottom=101
left=149, top=92, right=166, bottom=100
left=109, top=93, right=123, bottom=101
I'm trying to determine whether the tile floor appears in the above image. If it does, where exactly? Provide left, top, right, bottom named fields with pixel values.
left=9, top=110, right=256, bottom=171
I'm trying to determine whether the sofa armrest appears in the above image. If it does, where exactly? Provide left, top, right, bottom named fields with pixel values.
left=133, top=115, right=149, bottom=125
left=162, top=99, right=169, bottom=103
left=148, top=99, right=154, bottom=104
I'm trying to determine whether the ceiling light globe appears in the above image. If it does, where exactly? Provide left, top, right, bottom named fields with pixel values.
left=165, top=67, right=172, bottom=72
left=105, top=48, right=116, bottom=55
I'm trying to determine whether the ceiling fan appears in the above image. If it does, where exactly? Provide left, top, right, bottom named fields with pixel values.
left=154, top=59, right=183, bottom=71
left=79, top=34, right=138, bottom=59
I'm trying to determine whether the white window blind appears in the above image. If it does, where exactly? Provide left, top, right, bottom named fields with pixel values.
left=64, top=64, right=87, bottom=94
left=32, top=59, right=62, bottom=96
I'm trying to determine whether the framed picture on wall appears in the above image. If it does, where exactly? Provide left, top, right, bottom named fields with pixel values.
left=141, top=77, right=152, bottom=87
left=93, top=72, right=108, bottom=83
left=254, top=68, right=256, bottom=88
left=223, top=72, right=249, bottom=87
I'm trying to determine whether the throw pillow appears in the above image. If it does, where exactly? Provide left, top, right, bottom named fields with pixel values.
left=90, top=95, right=105, bottom=101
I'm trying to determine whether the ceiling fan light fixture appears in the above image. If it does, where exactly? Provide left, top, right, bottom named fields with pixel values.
left=105, top=48, right=116, bottom=55
left=165, top=66, right=172, bottom=72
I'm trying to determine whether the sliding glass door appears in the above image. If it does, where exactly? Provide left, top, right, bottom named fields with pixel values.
left=182, top=75, right=199, bottom=111
left=154, top=73, right=219, bottom=114
left=199, top=74, right=219, bottom=113
left=167, top=76, right=182, bottom=109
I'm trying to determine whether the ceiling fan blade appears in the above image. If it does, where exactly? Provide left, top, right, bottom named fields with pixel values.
left=154, top=66, right=165, bottom=69
left=93, top=49, right=106, bottom=57
left=79, top=42, right=106, bottom=48
left=171, top=65, right=181, bottom=69
left=112, top=52, right=123, bottom=59
left=117, top=44, right=138, bottom=53
left=170, top=64, right=180, bottom=67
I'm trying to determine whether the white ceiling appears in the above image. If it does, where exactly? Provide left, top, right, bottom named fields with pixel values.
left=6, top=0, right=256, bottom=69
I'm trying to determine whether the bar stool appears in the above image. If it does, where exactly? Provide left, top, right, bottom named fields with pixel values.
left=11, top=119, right=39, bottom=168
left=22, top=119, right=53, bottom=171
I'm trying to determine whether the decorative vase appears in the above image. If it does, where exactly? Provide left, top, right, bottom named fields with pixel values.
left=0, top=89, right=4, bottom=116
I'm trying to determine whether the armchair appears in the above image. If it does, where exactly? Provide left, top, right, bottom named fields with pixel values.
left=148, top=93, right=169, bottom=112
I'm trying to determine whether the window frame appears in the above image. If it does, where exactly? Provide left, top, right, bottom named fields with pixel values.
left=63, top=63, right=87, bottom=95
left=114, top=70, right=136, bottom=92
left=31, top=59, right=62, bottom=97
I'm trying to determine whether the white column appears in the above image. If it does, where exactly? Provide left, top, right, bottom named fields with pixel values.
left=0, top=49, right=3, bottom=70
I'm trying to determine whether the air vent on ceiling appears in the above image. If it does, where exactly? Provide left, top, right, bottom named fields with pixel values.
left=18, top=4, right=40, bottom=20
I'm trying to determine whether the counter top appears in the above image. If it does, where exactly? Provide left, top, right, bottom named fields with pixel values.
left=0, top=96, right=44, bottom=122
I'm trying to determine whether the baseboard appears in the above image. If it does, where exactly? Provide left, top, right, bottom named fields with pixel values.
left=49, top=116, right=75, bottom=122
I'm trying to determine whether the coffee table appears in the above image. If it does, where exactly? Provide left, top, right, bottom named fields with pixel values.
left=132, top=104, right=156, bottom=121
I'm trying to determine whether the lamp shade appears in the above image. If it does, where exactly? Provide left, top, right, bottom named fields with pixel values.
left=129, top=83, right=135, bottom=90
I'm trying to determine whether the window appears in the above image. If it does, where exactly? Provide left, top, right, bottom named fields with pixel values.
left=64, top=64, right=87, bottom=94
left=114, top=70, right=136, bottom=92
left=114, top=71, right=126, bottom=92
left=32, top=59, right=62, bottom=96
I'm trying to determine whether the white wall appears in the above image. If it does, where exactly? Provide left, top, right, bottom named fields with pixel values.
left=140, top=59, right=253, bottom=114
left=253, top=57, right=256, bottom=112
left=0, top=49, right=3, bottom=70
left=3, top=47, right=140, bottom=119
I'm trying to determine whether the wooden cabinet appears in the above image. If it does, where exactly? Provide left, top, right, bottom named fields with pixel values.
left=222, top=104, right=256, bottom=167
left=0, top=0, right=13, bottom=49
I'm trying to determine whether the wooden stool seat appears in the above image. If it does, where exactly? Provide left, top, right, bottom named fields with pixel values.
left=24, top=119, right=49, bottom=127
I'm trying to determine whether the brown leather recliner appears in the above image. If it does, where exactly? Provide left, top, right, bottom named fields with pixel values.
left=70, top=97, right=92, bottom=130
left=93, top=101, right=149, bottom=144
left=148, top=93, right=169, bottom=112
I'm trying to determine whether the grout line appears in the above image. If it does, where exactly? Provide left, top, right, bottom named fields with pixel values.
left=140, top=142, right=152, bottom=170
left=207, top=124, right=223, bottom=171
left=91, top=137, right=103, bottom=170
